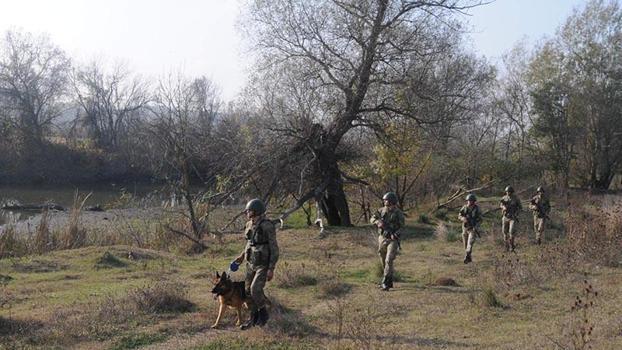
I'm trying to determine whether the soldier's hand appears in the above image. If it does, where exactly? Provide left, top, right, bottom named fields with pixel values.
left=267, top=269, right=274, bottom=282
left=377, top=221, right=384, bottom=228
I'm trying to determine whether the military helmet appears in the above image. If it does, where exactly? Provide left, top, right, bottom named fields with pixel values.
left=465, top=193, right=477, bottom=202
left=504, top=186, right=514, bottom=193
left=382, top=192, right=398, bottom=205
left=244, top=198, right=265, bottom=215
left=536, top=186, right=545, bottom=193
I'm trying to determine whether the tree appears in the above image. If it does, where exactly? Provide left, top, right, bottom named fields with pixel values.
left=72, top=61, right=149, bottom=151
left=559, top=0, right=622, bottom=189
left=0, top=30, right=71, bottom=148
left=241, top=0, right=487, bottom=225
left=528, top=43, right=577, bottom=192
left=528, top=0, right=622, bottom=190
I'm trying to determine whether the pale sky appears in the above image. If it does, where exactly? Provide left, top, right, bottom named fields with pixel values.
left=0, top=0, right=593, bottom=101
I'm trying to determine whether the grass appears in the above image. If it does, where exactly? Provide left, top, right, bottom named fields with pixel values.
left=110, top=332, right=168, bottom=350
left=0, top=204, right=621, bottom=349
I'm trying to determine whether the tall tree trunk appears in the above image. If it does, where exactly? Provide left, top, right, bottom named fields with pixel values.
left=317, top=144, right=352, bottom=226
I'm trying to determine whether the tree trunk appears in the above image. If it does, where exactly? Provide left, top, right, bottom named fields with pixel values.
left=316, top=144, right=352, bottom=226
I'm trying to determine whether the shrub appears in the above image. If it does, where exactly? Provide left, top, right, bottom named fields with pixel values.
left=0, top=225, right=27, bottom=259
left=318, top=280, right=351, bottom=298
left=59, top=192, right=89, bottom=249
left=265, top=297, right=317, bottom=337
left=94, top=251, right=128, bottom=269
left=275, top=263, right=318, bottom=289
left=434, top=222, right=460, bottom=242
left=417, top=213, right=431, bottom=224
left=128, top=281, right=195, bottom=314
left=434, top=208, right=448, bottom=220
left=33, top=209, right=54, bottom=254
left=482, top=288, right=503, bottom=308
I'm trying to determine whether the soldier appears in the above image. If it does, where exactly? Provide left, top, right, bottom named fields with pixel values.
left=529, top=186, right=551, bottom=245
left=499, top=186, right=522, bottom=252
left=370, top=192, right=405, bottom=291
left=458, top=193, right=482, bottom=264
left=234, top=198, right=279, bottom=330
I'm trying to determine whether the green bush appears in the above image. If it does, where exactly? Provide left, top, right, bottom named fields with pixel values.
left=417, top=213, right=431, bottom=224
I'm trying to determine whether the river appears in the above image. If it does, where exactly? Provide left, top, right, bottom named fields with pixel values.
left=0, top=182, right=170, bottom=226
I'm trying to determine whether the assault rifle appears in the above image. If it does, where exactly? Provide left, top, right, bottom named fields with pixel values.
left=460, top=211, right=481, bottom=238
left=379, top=219, right=402, bottom=251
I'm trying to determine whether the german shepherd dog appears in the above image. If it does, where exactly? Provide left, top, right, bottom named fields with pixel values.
left=210, top=272, right=251, bottom=328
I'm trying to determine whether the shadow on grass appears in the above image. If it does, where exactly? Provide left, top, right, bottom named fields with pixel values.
left=265, top=297, right=319, bottom=338
left=401, top=224, right=435, bottom=240
left=0, top=316, right=44, bottom=337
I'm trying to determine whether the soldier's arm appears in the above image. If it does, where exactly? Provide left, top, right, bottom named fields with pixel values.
left=236, top=222, right=251, bottom=262
left=264, top=221, right=279, bottom=271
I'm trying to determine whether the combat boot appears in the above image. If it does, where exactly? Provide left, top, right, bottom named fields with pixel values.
left=256, top=307, right=270, bottom=327
left=510, top=238, right=516, bottom=252
left=381, top=276, right=392, bottom=291
left=463, top=251, right=472, bottom=264
left=536, top=237, right=542, bottom=245
left=240, top=309, right=259, bottom=330
left=504, top=240, right=510, bottom=252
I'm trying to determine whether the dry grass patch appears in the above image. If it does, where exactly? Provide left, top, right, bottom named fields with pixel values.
left=275, top=262, right=318, bottom=289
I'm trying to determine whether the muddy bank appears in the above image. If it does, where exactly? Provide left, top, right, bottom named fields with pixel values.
left=1, top=207, right=167, bottom=235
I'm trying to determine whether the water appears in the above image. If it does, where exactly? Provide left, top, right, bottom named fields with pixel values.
left=0, top=183, right=168, bottom=225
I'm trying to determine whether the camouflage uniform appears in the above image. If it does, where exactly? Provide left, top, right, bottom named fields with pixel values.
left=370, top=206, right=405, bottom=289
left=500, top=193, right=522, bottom=251
left=242, top=216, right=279, bottom=311
left=458, top=203, right=482, bottom=261
left=529, top=193, right=550, bottom=244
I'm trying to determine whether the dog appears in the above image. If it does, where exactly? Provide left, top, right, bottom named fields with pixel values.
left=210, top=271, right=251, bottom=328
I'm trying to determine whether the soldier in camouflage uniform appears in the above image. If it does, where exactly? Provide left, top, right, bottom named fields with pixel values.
left=458, top=193, right=482, bottom=264
left=529, top=186, right=551, bottom=245
left=234, top=198, right=279, bottom=330
left=370, top=192, right=405, bottom=291
left=499, top=186, right=522, bottom=252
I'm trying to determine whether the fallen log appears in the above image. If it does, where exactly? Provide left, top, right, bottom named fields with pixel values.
left=1, top=203, right=65, bottom=211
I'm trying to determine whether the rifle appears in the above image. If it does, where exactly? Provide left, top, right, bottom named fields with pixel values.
left=462, top=214, right=481, bottom=238
left=379, top=218, right=402, bottom=251
left=468, top=217, right=482, bottom=238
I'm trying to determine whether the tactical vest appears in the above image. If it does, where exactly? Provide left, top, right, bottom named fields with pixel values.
left=501, top=195, right=520, bottom=219
left=379, top=207, right=401, bottom=237
left=245, top=218, right=271, bottom=267
left=460, top=205, right=480, bottom=228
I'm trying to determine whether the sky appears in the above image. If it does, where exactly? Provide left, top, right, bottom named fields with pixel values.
left=0, top=0, right=593, bottom=101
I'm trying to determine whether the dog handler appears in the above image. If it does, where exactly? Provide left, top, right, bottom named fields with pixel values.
left=234, top=198, right=279, bottom=329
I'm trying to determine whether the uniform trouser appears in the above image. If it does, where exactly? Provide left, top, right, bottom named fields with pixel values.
left=378, top=236, right=399, bottom=285
left=502, top=216, right=517, bottom=243
left=245, top=264, right=268, bottom=310
left=533, top=216, right=545, bottom=240
left=462, top=226, right=477, bottom=253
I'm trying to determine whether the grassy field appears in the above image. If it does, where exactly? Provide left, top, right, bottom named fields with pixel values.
left=1, top=205, right=621, bottom=349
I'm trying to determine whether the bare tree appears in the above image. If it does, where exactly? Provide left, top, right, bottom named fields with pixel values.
left=241, top=0, right=489, bottom=225
left=0, top=30, right=71, bottom=148
left=71, top=60, right=149, bottom=150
